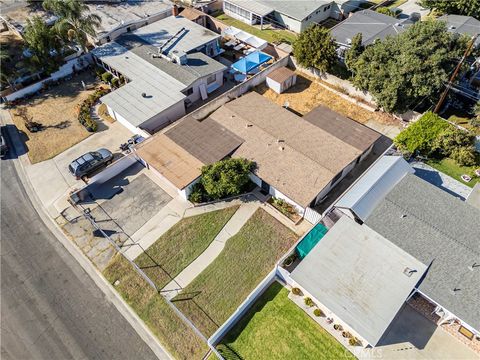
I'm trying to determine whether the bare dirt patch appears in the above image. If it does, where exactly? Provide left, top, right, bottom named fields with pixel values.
left=10, top=72, right=100, bottom=163
left=256, top=72, right=399, bottom=127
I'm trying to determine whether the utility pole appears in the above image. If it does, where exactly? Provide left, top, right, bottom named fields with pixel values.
left=434, top=34, right=478, bottom=114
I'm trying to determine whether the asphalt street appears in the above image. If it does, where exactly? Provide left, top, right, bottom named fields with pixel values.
left=1, top=148, right=159, bottom=359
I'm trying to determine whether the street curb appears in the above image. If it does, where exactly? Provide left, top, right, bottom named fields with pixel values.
left=1, top=110, right=173, bottom=360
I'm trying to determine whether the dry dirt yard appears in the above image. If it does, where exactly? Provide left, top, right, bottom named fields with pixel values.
left=256, top=72, right=401, bottom=131
left=10, top=72, right=99, bottom=164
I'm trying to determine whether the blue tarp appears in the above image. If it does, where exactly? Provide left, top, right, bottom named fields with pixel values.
left=295, top=223, right=328, bottom=259
left=231, top=51, right=272, bottom=74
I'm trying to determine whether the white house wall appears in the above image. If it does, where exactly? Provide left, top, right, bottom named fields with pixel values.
left=223, top=1, right=255, bottom=25
left=141, top=100, right=186, bottom=134
left=272, top=12, right=303, bottom=33
left=185, top=71, right=224, bottom=104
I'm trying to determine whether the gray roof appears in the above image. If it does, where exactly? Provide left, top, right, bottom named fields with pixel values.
left=165, top=116, right=243, bottom=164
left=226, top=0, right=331, bottom=20
left=117, top=33, right=226, bottom=87
left=331, top=9, right=411, bottom=46
left=291, top=215, right=426, bottom=346
left=365, top=174, right=480, bottom=331
left=92, top=42, right=186, bottom=127
left=133, top=15, right=220, bottom=54
left=466, top=183, right=480, bottom=210
left=438, top=15, right=480, bottom=47
left=336, top=156, right=414, bottom=221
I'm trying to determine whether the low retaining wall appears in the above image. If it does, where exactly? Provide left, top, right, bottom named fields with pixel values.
left=4, top=54, right=93, bottom=102
left=87, top=153, right=138, bottom=185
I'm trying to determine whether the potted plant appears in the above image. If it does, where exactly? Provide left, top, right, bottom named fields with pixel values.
left=333, top=324, right=343, bottom=331
left=283, top=253, right=296, bottom=267
left=313, top=308, right=324, bottom=317
left=349, top=337, right=359, bottom=346
left=304, top=297, right=314, bottom=307
left=342, top=331, right=351, bottom=338
left=291, top=287, right=302, bottom=296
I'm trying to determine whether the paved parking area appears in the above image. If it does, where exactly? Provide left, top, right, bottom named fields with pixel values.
left=25, top=121, right=132, bottom=217
left=362, top=305, right=478, bottom=360
left=89, top=167, right=173, bottom=238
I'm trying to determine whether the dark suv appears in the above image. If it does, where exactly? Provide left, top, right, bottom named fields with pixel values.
left=69, top=148, right=113, bottom=180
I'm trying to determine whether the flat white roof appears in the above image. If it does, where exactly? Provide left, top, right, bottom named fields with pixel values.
left=93, top=41, right=185, bottom=127
left=291, top=216, right=427, bottom=346
left=335, top=156, right=414, bottom=221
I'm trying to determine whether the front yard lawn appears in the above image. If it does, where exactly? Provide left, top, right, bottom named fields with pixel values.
left=103, top=255, right=209, bottom=359
left=217, top=282, right=354, bottom=360
left=10, top=71, right=99, bottom=163
left=172, top=208, right=298, bottom=337
left=214, top=12, right=297, bottom=44
left=135, top=206, right=239, bottom=289
left=426, top=157, right=480, bottom=188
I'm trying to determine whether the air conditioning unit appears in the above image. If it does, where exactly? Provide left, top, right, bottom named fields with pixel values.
left=171, top=50, right=187, bottom=65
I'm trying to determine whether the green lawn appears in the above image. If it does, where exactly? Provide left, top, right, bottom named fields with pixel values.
left=135, top=206, right=239, bottom=289
left=214, top=13, right=297, bottom=44
left=426, top=157, right=480, bottom=188
left=217, top=282, right=355, bottom=360
left=172, top=209, right=298, bottom=337
left=103, top=255, right=209, bottom=360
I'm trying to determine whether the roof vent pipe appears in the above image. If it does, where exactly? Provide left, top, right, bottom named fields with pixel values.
left=141, top=92, right=147, bottom=98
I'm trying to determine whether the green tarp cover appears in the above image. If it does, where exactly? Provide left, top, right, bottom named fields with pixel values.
left=296, top=223, right=328, bottom=259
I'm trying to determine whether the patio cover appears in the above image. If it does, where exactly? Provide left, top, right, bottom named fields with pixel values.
left=231, top=51, right=272, bottom=74
left=223, top=26, right=268, bottom=50
left=291, top=216, right=427, bottom=346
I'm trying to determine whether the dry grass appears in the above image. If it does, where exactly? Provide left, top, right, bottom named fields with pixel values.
left=98, top=103, right=115, bottom=123
left=10, top=72, right=99, bottom=163
left=256, top=72, right=398, bottom=126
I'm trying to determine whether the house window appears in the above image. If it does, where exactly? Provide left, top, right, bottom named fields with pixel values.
left=207, top=74, right=216, bottom=85
left=224, top=1, right=250, bottom=21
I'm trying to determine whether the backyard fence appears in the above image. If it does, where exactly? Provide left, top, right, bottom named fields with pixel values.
left=3, top=54, right=93, bottom=102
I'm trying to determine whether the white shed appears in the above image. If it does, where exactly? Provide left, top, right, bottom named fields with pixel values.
left=266, top=67, right=297, bottom=94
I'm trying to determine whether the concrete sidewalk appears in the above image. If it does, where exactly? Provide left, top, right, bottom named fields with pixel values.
left=162, top=201, right=260, bottom=299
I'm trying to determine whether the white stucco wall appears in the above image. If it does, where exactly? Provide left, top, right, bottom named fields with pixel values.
left=185, top=70, right=224, bottom=104
left=141, top=100, right=186, bottom=134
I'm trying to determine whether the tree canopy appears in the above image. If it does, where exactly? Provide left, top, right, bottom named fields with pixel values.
left=376, top=7, right=395, bottom=17
left=344, top=33, right=363, bottom=72
left=350, top=20, right=467, bottom=113
left=43, top=0, right=101, bottom=52
left=418, top=0, right=480, bottom=18
left=293, top=25, right=337, bottom=73
left=23, top=16, right=62, bottom=74
left=199, top=158, right=254, bottom=200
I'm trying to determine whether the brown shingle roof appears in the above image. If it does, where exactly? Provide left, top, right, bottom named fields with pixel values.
left=303, top=106, right=381, bottom=152
left=165, top=116, right=243, bottom=164
left=266, top=66, right=295, bottom=84
left=135, top=134, right=203, bottom=189
left=209, top=92, right=367, bottom=207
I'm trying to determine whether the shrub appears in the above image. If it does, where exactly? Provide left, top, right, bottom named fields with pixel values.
left=101, top=72, right=112, bottom=83
left=111, top=77, right=119, bottom=88
left=433, top=127, right=475, bottom=156
left=376, top=7, right=395, bottom=17
left=313, top=308, right=323, bottom=317
left=450, top=146, right=477, bottom=166
left=349, top=337, right=358, bottom=346
left=333, top=324, right=343, bottom=331
left=200, top=158, right=254, bottom=200
left=291, top=287, right=302, bottom=296
left=304, top=297, right=314, bottom=307
left=394, top=112, right=451, bottom=155
left=188, top=183, right=204, bottom=203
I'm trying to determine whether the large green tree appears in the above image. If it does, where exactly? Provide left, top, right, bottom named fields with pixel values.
left=43, top=0, right=101, bottom=53
left=23, top=16, right=62, bottom=74
left=293, top=25, right=337, bottom=73
left=350, top=20, right=467, bottom=113
left=418, top=0, right=480, bottom=18
left=200, top=158, right=254, bottom=200
left=344, top=33, right=364, bottom=72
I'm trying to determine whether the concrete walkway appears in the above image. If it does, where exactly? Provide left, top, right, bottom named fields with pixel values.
left=162, top=201, right=260, bottom=299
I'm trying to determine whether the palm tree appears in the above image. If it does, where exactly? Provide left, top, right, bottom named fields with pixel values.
left=43, top=0, right=101, bottom=53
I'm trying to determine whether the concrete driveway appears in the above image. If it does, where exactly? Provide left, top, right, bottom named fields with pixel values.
left=362, top=305, right=478, bottom=360
left=25, top=121, right=132, bottom=217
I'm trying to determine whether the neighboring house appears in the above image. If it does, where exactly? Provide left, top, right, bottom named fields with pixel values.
left=290, top=215, right=427, bottom=347
left=331, top=9, right=413, bottom=49
left=86, top=2, right=172, bottom=45
left=438, top=15, right=480, bottom=48
left=222, top=0, right=363, bottom=33
left=334, top=157, right=480, bottom=340
left=91, top=15, right=226, bottom=136
left=135, top=92, right=382, bottom=223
